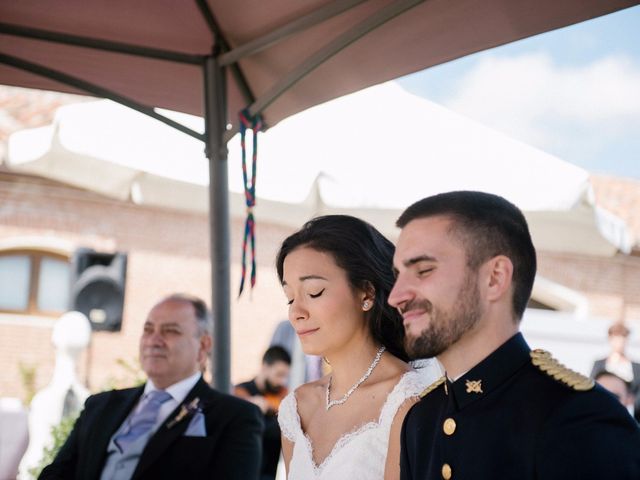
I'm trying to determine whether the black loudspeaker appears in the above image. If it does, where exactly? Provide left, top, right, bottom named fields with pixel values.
left=70, top=248, right=127, bottom=332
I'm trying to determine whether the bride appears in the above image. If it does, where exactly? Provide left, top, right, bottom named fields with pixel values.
left=276, top=215, right=440, bottom=479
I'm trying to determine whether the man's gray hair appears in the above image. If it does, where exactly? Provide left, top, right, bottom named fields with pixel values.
left=161, top=293, right=213, bottom=336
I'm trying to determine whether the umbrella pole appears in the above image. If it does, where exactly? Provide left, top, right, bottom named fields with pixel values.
left=204, top=55, right=231, bottom=393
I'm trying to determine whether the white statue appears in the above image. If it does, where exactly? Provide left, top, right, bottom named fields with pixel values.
left=19, top=311, right=91, bottom=478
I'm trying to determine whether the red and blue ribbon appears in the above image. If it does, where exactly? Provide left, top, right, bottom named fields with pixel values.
left=238, top=109, right=262, bottom=297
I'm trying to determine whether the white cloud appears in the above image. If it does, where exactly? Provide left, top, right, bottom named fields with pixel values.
left=443, top=54, right=640, bottom=154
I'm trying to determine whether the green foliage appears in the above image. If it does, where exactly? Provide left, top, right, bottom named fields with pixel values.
left=103, top=357, right=146, bottom=390
left=18, top=362, right=37, bottom=406
left=27, top=414, right=78, bottom=479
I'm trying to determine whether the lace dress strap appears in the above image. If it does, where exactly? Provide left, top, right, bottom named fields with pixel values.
left=278, top=391, right=299, bottom=442
left=378, top=359, right=443, bottom=428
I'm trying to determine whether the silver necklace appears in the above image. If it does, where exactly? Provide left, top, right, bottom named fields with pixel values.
left=325, top=346, right=386, bottom=410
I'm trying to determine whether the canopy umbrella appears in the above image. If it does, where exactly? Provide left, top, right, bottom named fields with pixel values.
left=0, top=0, right=637, bottom=390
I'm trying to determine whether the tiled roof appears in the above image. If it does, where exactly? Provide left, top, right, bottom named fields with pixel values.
left=0, top=85, right=89, bottom=160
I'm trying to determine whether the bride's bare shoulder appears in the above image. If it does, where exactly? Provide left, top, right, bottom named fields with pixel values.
left=295, top=377, right=329, bottom=424
left=294, top=376, right=329, bottom=410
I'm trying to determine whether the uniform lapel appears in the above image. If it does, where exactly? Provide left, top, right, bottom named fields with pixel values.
left=450, top=333, right=530, bottom=410
left=132, top=378, right=215, bottom=479
left=85, top=386, right=144, bottom=479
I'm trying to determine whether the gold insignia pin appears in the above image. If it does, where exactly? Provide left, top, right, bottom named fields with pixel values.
left=465, top=379, right=483, bottom=394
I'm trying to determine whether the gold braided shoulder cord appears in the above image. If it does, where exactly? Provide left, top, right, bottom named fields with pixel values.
left=420, top=376, right=446, bottom=398
left=530, top=349, right=594, bottom=391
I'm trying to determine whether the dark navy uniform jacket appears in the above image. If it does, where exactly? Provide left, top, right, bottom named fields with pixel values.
left=400, top=333, right=640, bottom=480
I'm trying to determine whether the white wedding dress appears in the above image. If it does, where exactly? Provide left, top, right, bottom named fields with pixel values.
left=278, top=359, right=442, bottom=479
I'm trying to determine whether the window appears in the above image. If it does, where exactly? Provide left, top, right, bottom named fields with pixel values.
left=0, top=250, right=71, bottom=315
left=0, top=255, right=31, bottom=310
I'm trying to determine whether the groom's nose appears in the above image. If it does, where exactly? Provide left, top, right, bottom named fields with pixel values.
left=388, top=273, right=413, bottom=310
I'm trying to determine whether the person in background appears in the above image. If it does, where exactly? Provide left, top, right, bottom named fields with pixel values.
left=591, top=322, right=640, bottom=421
left=594, top=370, right=636, bottom=418
left=40, top=294, right=263, bottom=480
left=235, top=346, right=292, bottom=480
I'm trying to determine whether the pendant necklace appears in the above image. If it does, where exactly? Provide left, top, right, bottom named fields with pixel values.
left=325, top=345, right=386, bottom=411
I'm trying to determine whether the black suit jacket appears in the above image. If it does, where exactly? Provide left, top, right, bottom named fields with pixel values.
left=401, top=333, right=640, bottom=480
left=39, top=377, right=263, bottom=480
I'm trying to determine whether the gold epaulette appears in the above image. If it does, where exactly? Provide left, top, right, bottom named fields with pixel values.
left=419, top=376, right=446, bottom=398
left=530, top=349, right=594, bottom=391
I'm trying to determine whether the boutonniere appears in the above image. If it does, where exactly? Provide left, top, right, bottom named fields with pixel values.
left=166, top=397, right=201, bottom=429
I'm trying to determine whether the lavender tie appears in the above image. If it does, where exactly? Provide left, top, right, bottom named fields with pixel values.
left=114, top=390, right=172, bottom=452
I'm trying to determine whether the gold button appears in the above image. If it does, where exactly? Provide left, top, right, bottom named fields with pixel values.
left=443, top=418, right=456, bottom=435
left=441, top=463, right=452, bottom=479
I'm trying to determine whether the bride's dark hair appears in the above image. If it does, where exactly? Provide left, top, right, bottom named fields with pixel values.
left=276, top=215, right=409, bottom=362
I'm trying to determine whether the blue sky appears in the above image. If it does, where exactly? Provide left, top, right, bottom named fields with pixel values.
left=398, top=6, right=640, bottom=179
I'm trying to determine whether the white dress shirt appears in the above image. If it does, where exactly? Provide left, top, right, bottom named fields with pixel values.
left=140, top=371, right=202, bottom=432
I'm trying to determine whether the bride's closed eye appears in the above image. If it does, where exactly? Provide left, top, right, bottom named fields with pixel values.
left=285, top=288, right=325, bottom=305
left=309, top=288, right=325, bottom=299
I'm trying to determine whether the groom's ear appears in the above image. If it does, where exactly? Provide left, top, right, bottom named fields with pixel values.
left=483, top=255, right=513, bottom=303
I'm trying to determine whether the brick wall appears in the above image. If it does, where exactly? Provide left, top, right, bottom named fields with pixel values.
left=0, top=171, right=292, bottom=400
left=537, top=250, right=640, bottom=322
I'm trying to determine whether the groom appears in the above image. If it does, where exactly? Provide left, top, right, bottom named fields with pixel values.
left=389, top=191, right=640, bottom=479
left=40, top=294, right=263, bottom=480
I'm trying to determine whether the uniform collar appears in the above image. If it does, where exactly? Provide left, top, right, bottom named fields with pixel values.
left=448, top=332, right=530, bottom=410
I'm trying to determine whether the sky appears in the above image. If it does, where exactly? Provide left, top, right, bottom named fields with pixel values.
left=398, top=5, right=640, bottom=180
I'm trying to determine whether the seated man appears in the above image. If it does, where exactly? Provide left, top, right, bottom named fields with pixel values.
left=40, top=293, right=263, bottom=480
left=235, top=346, right=291, bottom=480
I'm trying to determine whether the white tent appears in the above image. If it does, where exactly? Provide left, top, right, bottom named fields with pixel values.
left=5, top=82, right=632, bottom=255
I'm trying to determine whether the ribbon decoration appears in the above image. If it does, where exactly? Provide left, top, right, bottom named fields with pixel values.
left=238, top=109, right=263, bottom=297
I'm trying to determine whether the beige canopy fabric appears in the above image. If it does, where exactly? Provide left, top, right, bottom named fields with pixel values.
left=2, top=0, right=637, bottom=390
left=0, top=0, right=637, bottom=131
